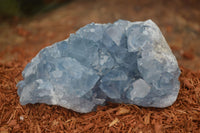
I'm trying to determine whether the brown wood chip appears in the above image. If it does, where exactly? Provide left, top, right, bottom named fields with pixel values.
left=0, top=47, right=200, bottom=132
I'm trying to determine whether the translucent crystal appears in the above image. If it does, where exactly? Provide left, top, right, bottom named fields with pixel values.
left=17, top=19, right=180, bottom=113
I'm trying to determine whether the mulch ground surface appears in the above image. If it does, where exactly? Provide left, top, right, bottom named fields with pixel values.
left=0, top=0, right=200, bottom=132
left=0, top=46, right=200, bottom=133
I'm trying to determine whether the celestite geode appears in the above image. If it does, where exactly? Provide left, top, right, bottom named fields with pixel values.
left=17, top=19, right=180, bottom=113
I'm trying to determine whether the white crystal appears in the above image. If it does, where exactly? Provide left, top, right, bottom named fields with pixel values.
left=131, top=79, right=151, bottom=99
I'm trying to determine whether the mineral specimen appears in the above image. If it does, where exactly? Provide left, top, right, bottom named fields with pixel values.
left=17, top=19, right=180, bottom=113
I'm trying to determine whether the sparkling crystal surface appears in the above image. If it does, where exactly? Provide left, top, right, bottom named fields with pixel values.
left=17, top=20, right=180, bottom=113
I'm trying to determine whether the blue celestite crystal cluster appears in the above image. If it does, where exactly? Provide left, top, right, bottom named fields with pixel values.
left=17, top=20, right=180, bottom=113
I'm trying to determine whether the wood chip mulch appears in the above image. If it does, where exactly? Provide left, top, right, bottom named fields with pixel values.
left=0, top=58, right=200, bottom=132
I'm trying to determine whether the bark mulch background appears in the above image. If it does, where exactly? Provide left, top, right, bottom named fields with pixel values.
left=0, top=0, right=200, bottom=132
left=0, top=52, right=200, bottom=132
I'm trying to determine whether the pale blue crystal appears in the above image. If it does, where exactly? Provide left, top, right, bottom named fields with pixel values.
left=17, top=19, right=180, bottom=113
